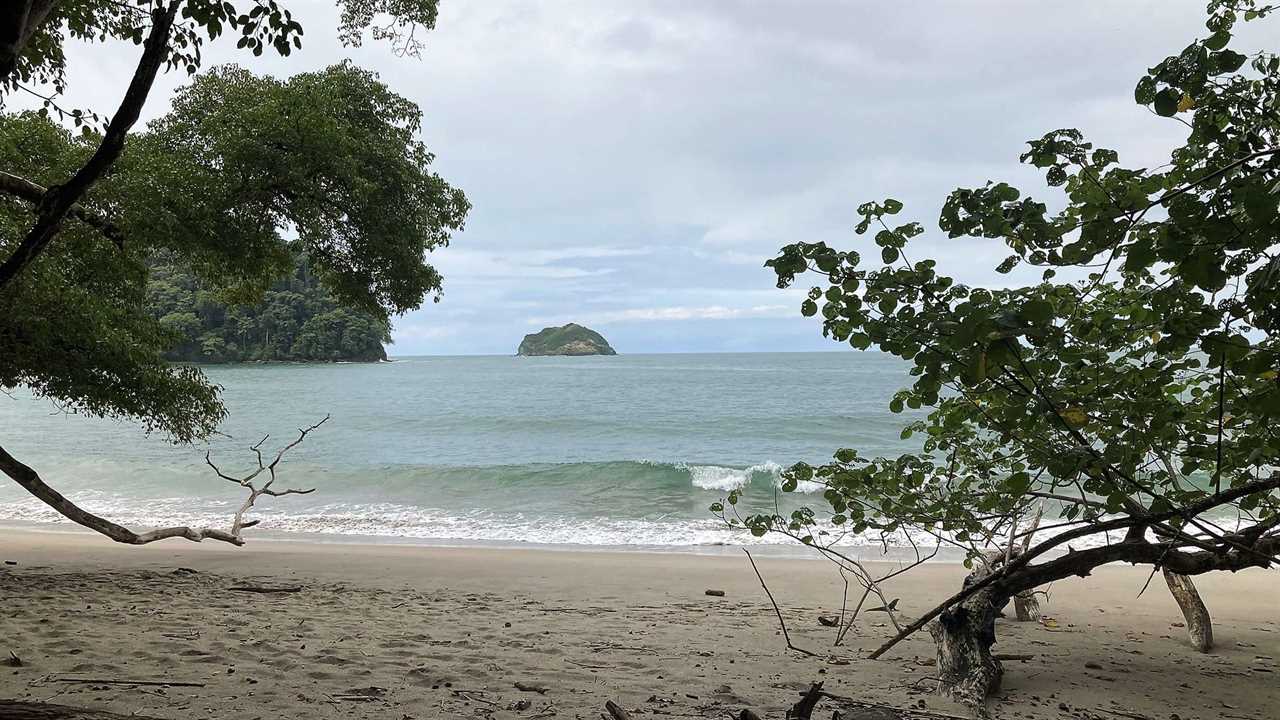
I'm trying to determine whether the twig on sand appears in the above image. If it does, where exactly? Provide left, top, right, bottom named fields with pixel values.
left=451, top=689, right=501, bottom=707
left=744, top=548, right=817, bottom=657
left=605, top=699, right=633, bottom=720
left=228, top=585, right=302, bottom=594
left=51, top=677, right=206, bottom=688
left=818, top=688, right=972, bottom=720
left=787, top=682, right=824, bottom=720
left=515, top=680, right=549, bottom=694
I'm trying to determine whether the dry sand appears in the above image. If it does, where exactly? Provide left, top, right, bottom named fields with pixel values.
left=0, top=529, right=1277, bottom=719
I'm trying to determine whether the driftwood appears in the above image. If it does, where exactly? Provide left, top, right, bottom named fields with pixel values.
left=787, top=682, right=824, bottom=720
left=227, top=585, right=302, bottom=594
left=604, top=700, right=632, bottom=720
left=1162, top=569, right=1213, bottom=652
left=0, top=416, right=327, bottom=547
left=51, top=677, right=206, bottom=688
left=0, top=701, right=165, bottom=719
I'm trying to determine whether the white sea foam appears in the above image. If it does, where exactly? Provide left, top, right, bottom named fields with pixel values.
left=0, top=488, right=1161, bottom=555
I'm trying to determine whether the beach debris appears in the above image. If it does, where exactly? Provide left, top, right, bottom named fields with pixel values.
left=1084, top=661, right=1103, bottom=670
left=515, top=680, right=549, bottom=694
left=604, top=700, right=633, bottom=720
left=51, top=676, right=206, bottom=687
left=0, top=701, right=167, bottom=718
left=509, top=699, right=532, bottom=711
left=818, top=614, right=840, bottom=627
left=992, top=653, right=1035, bottom=662
left=738, top=710, right=763, bottom=720
left=704, top=589, right=726, bottom=596
left=331, top=686, right=388, bottom=702
left=228, top=584, right=302, bottom=594
left=4, top=560, right=17, bottom=566
left=172, top=567, right=198, bottom=575
left=5, top=650, right=22, bottom=667
left=787, top=681, right=824, bottom=720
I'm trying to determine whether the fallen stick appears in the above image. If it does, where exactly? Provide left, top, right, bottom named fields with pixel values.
left=992, top=653, right=1035, bottom=661
left=787, top=682, right=824, bottom=720
left=0, top=700, right=167, bottom=719
left=744, top=548, right=817, bottom=658
left=227, top=585, right=302, bottom=594
left=818, top=690, right=971, bottom=720
left=605, top=700, right=632, bottom=720
left=51, top=677, right=206, bottom=688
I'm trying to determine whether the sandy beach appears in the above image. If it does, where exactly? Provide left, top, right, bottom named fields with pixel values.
left=0, top=529, right=1276, bottom=720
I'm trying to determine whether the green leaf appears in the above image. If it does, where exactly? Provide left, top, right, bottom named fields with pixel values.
left=1153, top=88, right=1180, bottom=116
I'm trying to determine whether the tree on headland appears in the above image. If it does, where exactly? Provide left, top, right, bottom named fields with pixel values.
left=0, top=2, right=468, bottom=544
left=723, top=0, right=1280, bottom=711
left=149, top=248, right=393, bottom=364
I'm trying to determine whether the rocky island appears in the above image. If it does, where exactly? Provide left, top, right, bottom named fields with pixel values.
left=517, top=323, right=617, bottom=356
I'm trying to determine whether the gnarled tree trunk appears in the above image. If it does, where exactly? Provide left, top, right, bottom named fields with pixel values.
left=1163, top=568, right=1212, bottom=652
left=928, top=583, right=1006, bottom=710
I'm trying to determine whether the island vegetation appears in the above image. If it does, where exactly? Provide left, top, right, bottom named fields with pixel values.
left=517, top=322, right=617, bottom=356
left=149, top=255, right=391, bottom=363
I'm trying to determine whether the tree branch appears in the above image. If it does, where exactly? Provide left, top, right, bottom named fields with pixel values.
left=0, top=1, right=177, bottom=291
left=0, top=0, right=60, bottom=85
left=0, top=170, right=124, bottom=249
left=0, top=442, right=242, bottom=545
left=868, top=471, right=1280, bottom=659
left=0, top=415, right=328, bottom=546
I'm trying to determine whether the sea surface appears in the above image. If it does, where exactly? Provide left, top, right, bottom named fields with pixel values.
left=0, top=352, right=933, bottom=552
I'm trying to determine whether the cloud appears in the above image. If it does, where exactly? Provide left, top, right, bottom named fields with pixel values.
left=23, top=1, right=1263, bottom=354
left=528, top=304, right=792, bottom=326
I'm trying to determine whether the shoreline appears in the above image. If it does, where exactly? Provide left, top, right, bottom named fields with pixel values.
left=0, top=520, right=974, bottom=562
left=2, top=528, right=1278, bottom=719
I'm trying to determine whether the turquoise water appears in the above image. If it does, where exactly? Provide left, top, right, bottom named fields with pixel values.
left=0, top=352, right=926, bottom=548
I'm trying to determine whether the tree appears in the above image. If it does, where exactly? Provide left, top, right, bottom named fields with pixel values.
left=0, top=2, right=468, bottom=544
left=727, top=0, right=1280, bottom=711
left=148, top=253, right=394, bottom=363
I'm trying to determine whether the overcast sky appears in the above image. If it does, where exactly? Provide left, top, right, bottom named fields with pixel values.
left=31, top=1, right=1260, bottom=354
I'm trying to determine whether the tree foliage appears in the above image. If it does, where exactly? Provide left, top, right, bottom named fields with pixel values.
left=149, top=254, right=392, bottom=364
left=718, top=1, right=1280, bottom=697
left=0, top=60, right=467, bottom=442
left=2, top=0, right=442, bottom=107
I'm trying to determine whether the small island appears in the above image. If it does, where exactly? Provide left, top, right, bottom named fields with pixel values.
left=517, top=323, right=617, bottom=356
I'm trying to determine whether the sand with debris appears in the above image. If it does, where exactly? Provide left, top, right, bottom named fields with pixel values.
left=0, top=530, right=1277, bottom=719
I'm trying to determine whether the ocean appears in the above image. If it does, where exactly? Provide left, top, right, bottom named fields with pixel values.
left=0, top=352, right=929, bottom=551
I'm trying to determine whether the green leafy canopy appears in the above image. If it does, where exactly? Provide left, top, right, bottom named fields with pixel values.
left=727, top=0, right=1280, bottom=563
left=0, top=61, right=468, bottom=442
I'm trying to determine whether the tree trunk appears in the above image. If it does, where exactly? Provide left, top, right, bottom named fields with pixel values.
left=1162, top=568, right=1212, bottom=652
left=1012, top=590, right=1040, bottom=621
left=928, top=584, right=1005, bottom=711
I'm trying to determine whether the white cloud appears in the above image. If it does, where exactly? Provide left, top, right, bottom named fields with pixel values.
left=528, top=304, right=792, bottom=325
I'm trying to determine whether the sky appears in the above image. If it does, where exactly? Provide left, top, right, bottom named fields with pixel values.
left=22, top=1, right=1261, bottom=354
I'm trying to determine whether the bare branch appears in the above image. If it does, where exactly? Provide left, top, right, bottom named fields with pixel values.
left=0, top=415, right=329, bottom=546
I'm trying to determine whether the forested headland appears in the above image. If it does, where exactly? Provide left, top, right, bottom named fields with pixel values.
left=148, top=256, right=390, bottom=363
